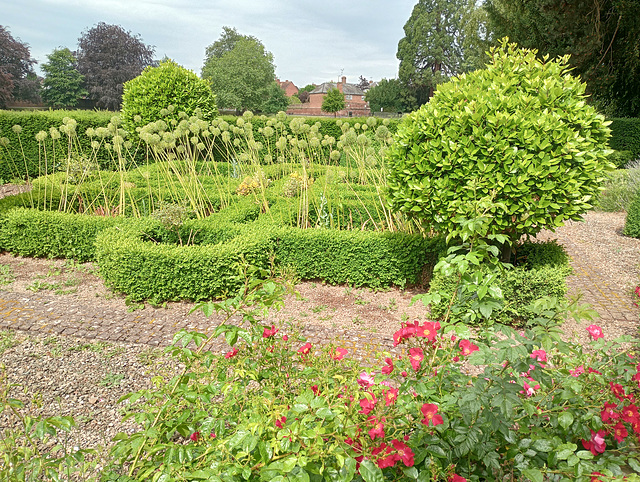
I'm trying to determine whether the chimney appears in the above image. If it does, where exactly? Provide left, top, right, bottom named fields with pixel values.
left=337, top=75, right=347, bottom=93
left=342, top=76, right=347, bottom=84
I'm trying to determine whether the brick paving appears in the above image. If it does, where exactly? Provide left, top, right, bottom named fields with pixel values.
left=0, top=232, right=637, bottom=355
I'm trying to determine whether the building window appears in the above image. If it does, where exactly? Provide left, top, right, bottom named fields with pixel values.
left=361, top=96, right=365, bottom=100
left=345, top=95, right=352, bottom=100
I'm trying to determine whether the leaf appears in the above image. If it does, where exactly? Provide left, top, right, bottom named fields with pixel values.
left=532, top=439, right=553, bottom=452
left=358, top=460, right=384, bottom=482
left=522, top=468, right=543, bottom=482
left=558, top=411, right=574, bottom=429
left=628, top=457, right=640, bottom=473
left=338, top=458, right=357, bottom=482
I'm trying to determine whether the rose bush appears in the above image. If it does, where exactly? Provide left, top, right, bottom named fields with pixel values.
left=102, top=276, right=640, bottom=481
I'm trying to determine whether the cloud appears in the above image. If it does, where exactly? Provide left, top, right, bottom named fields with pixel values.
left=4, top=0, right=416, bottom=86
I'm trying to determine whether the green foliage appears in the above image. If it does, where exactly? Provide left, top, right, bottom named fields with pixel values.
left=321, top=88, right=345, bottom=116
left=365, top=78, right=405, bottom=113
left=40, top=48, right=87, bottom=109
left=607, top=150, right=634, bottom=169
left=0, top=208, right=126, bottom=261
left=623, top=190, right=640, bottom=238
left=486, top=0, right=640, bottom=117
left=260, top=81, right=290, bottom=114
left=120, top=59, right=217, bottom=136
left=597, top=165, right=640, bottom=212
left=387, top=40, right=613, bottom=247
left=0, top=109, right=115, bottom=180
left=397, top=0, right=484, bottom=108
left=201, top=28, right=276, bottom=113
left=609, top=117, right=640, bottom=159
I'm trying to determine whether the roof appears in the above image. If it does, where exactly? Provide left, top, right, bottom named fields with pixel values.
left=310, top=82, right=365, bottom=96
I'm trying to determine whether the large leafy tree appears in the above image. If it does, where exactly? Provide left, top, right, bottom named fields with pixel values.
left=321, top=88, right=345, bottom=117
left=397, top=0, right=486, bottom=109
left=260, top=82, right=289, bottom=114
left=365, top=78, right=405, bottom=113
left=41, top=48, right=87, bottom=108
left=201, top=27, right=276, bottom=113
left=0, top=25, right=39, bottom=108
left=77, top=22, right=155, bottom=110
left=485, top=0, right=640, bottom=116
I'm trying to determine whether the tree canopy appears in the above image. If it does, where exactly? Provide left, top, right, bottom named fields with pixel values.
left=365, top=78, right=405, bottom=113
left=397, top=0, right=486, bottom=109
left=0, top=25, right=39, bottom=108
left=486, top=0, right=640, bottom=116
left=41, top=48, right=87, bottom=108
left=77, top=22, right=155, bottom=110
left=260, top=82, right=290, bottom=114
left=201, top=28, right=276, bottom=113
left=321, top=88, right=345, bottom=116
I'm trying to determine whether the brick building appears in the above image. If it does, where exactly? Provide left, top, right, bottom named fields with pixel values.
left=287, top=76, right=370, bottom=117
left=276, top=79, right=299, bottom=97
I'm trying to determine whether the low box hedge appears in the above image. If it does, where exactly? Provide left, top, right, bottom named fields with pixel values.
left=623, top=190, right=640, bottom=238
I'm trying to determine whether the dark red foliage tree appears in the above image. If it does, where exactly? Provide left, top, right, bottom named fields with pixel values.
left=0, top=25, right=39, bottom=108
left=77, top=22, right=155, bottom=110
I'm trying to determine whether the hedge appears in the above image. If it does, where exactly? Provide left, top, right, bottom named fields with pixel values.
left=0, top=110, right=116, bottom=180
left=609, top=118, right=640, bottom=160
left=623, top=190, right=640, bottom=238
left=428, top=240, right=571, bottom=325
left=0, top=206, right=441, bottom=301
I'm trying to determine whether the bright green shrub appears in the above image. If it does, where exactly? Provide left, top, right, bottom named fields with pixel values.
left=386, top=40, right=613, bottom=249
left=121, top=60, right=218, bottom=136
left=0, top=208, right=128, bottom=261
left=623, top=190, right=640, bottom=238
left=609, top=117, right=640, bottom=159
left=428, top=241, right=571, bottom=324
left=95, top=222, right=274, bottom=302
left=273, top=227, right=443, bottom=288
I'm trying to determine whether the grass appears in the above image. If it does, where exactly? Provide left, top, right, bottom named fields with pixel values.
left=0, top=264, right=15, bottom=286
left=98, top=372, right=125, bottom=388
left=596, top=163, right=640, bottom=212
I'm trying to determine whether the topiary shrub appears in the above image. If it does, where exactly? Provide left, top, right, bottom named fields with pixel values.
left=120, top=59, right=218, bottom=136
left=386, top=39, right=613, bottom=256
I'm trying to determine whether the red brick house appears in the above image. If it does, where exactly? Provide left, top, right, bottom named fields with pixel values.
left=276, top=79, right=299, bottom=97
left=287, top=76, right=370, bottom=117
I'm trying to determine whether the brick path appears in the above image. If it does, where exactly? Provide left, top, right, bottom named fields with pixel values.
left=0, top=231, right=637, bottom=354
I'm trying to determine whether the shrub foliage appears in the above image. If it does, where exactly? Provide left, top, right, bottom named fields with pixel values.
left=386, top=40, right=613, bottom=248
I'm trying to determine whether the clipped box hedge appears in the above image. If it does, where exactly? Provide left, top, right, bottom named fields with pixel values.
left=0, top=206, right=442, bottom=302
left=428, top=240, right=572, bottom=325
left=610, top=118, right=640, bottom=160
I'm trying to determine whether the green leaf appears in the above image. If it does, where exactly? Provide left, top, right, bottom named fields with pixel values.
left=558, top=411, right=574, bottom=429
left=522, top=468, right=543, bottom=482
left=628, top=457, right=640, bottom=473
left=338, top=458, right=357, bottom=482
left=532, top=439, right=553, bottom=452
left=358, top=460, right=384, bottom=482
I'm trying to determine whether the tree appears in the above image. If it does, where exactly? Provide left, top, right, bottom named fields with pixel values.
left=41, top=48, right=87, bottom=108
left=77, top=22, right=155, bottom=110
left=485, top=0, right=640, bottom=117
left=365, top=78, right=405, bottom=113
left=296, top=84, right=315, bottom=103
left=121, top=59, right=217, bottom=135
left=387, top=41, right=612, bottom=259
left=260, top=81, right=289, bottom=114
left=397, top=0, right=484, bottom=109
left=321, top=88, right=345, bottom=117
left=0, top=25, right=39, bottom=108
left=357, top=75, right=371, bottom=91
left=202, top=28, right=276, bottom=113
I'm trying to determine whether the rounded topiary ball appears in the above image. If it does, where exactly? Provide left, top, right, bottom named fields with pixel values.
left=386, top=39, right=613, bottom=244
left=121, top=59, right=217, bottom=136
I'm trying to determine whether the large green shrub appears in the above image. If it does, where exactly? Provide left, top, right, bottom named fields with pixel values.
left=386, top=40, right=613, bottom=249
left=120, top=59, right=218, bottom=136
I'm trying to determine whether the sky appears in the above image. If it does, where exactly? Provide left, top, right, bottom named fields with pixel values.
left=1, top=0, right=418, bottom=88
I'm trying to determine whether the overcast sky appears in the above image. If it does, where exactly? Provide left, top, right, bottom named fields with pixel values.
left=2, top=0, right=417, bottom=88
